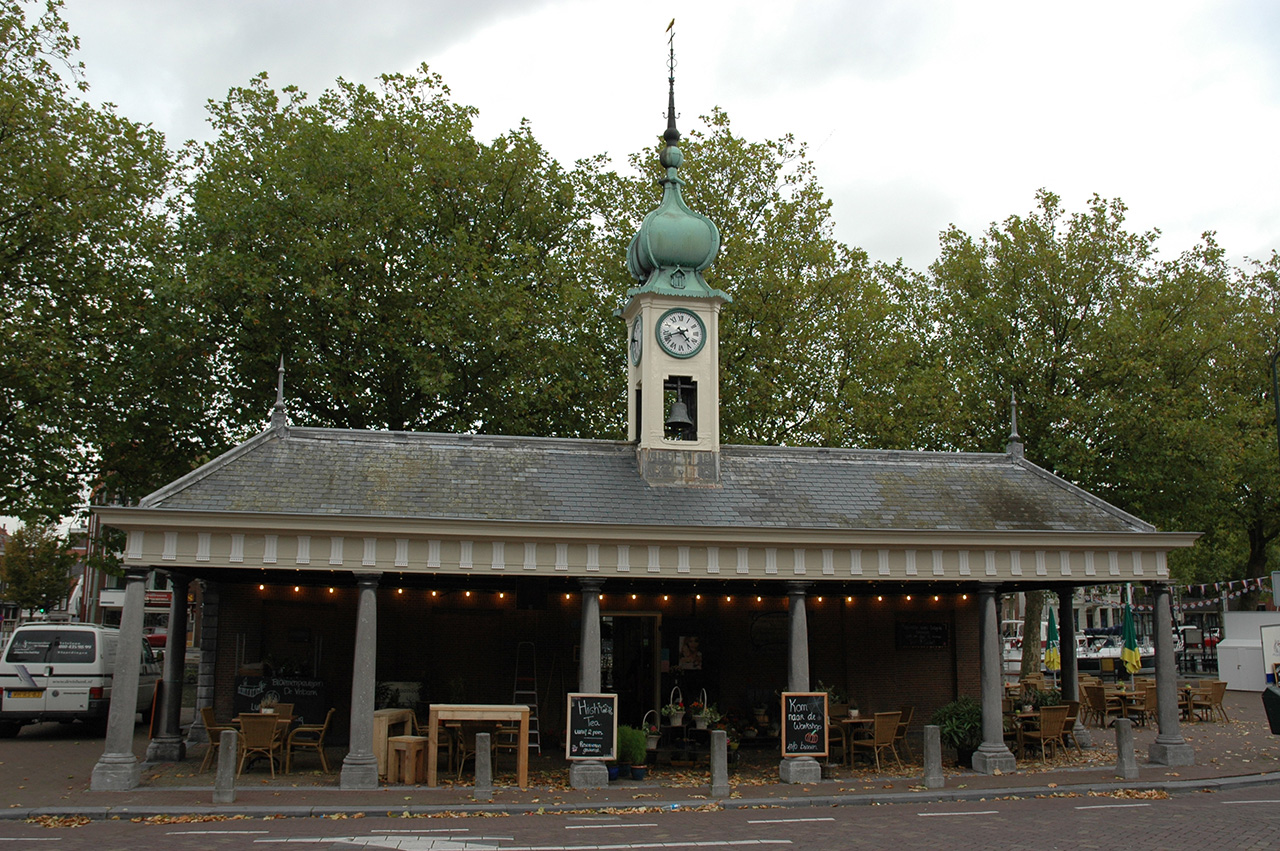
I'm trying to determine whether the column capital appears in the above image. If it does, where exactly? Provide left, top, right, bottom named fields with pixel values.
left=578, top=578, right=604, bottom=592
left=785, top=581, right=812, bottom=596
left=352, top=572, right=380, bottom=588
left=122, top=566, right=151, bottom=582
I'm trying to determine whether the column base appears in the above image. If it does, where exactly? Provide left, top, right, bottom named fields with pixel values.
left=779, top=756, right=822, bottom=784
left=186, top=714, right=209, bottom=747
left=1149, top=739, right=1195, bottom=766
left=1071, top=720, right=1094, bottom=749
left=90, top=754, right=141, bottom=791
left=339, top=753, right=380, bottom=790
left=145, top=735, right=186, bottom=763
left=570, top=760, right=610, bottom=789
left=971, top=743, right=1017, bottom=775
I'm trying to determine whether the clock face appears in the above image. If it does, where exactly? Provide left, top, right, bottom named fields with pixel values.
left=656, top=308, right=706, bottom=358
left=630, top=316, right=643, bottom=365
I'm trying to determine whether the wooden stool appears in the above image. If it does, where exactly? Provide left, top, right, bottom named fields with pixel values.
left=388, top=735, right=428, bottom=784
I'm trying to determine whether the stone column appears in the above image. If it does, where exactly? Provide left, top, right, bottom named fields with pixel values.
left=146, top=572, right=190, bottom=762
left=780, top=581, right=820, bottom=784
left=1148, top=582, right=1194, bottom=765
left=185, top=581, right=219, bottom=747
left=570, top=579, right=608, bottom=789
left=340, top=573, right=380, bottom=789
left=972, top=583, right=1016, bottom=774
left=91, top=568, right=149, bottom=790
left=1058, top=587, right=1091, bottom=748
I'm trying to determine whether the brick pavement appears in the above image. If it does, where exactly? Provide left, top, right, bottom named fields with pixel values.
left=2, top=688, right=1278, bottom=821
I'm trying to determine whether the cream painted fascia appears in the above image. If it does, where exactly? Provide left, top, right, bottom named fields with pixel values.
left=94, top=506, right=1200, bottom=584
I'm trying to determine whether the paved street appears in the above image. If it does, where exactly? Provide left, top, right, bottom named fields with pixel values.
left=4, top=784, right=1280, bottom=849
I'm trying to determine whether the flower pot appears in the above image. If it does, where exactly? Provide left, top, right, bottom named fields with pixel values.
left=669, top=712, right=685, bottom=727
left=694, top=716, right=708, bottom=729
left=646, top=735, right=660, bottom=750
left=607, top=764, right=620, bottom=781
left=631, top=765, right=648, bottom=781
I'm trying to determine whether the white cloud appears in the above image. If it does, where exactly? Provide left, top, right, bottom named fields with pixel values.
left=59, top=0, right=1280, bottom=270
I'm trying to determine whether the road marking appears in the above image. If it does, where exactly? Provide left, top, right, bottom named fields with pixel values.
left=917, top=811, right=999, bottom=817
left=748, top=817, right=836, bottom=824
left=1074, top=803, right=1152, bottom=810
left=566, top=823, right=659, bottom=829
left=168, top=830, right=269, bottom=835
left=0, top=840, right=61, bottom=843
left=1223, top=799, right=1280, bottom=805
left=256, top=839, right=790, bottom=850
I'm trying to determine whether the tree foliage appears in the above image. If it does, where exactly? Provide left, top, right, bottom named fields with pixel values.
left=0, top=0, right=212, bottom=521
left=183, top=68, right=619, bottom=438
left=0, top=524, right=74, bottom=613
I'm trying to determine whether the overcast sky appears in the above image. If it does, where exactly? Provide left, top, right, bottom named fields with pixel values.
left=59, top=0, right=1280, bottom=271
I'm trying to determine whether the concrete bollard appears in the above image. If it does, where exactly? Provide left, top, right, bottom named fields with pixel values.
left=710, top=729, right=729, bottom=797
left=922, top=724, right=945, bottom=789
left=213, top=729, right=238, bottom=804
left=1114, top=718, right=1139, bottom=780
left=473, top=733, right=493, bottom=801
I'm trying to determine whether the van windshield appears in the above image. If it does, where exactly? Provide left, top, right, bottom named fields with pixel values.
left=5, top=630, right=96, bottom=664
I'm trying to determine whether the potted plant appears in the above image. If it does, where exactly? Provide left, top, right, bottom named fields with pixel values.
left=662, top=698, right=686, bottom=726
left=930, top=696, right=984, bottom=767
left=816, top=680, right=850, bottom=717
left=692, top=702, right=721, bottom=729
left=644, top=720, right=661, bottom=750
left=618, top=725, right=648, bottom=780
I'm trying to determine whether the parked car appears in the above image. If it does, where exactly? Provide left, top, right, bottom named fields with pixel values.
left=0, top=622, right=161, bottom=737
left=142, top=626, right=168, bottom=649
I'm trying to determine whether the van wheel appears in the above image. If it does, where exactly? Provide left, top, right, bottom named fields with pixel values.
left=85, top=718, right=108, bottom=737
left=0, top=722, right=22, bottom=739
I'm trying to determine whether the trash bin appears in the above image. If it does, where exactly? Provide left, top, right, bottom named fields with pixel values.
left=1262, top=686, right=1280, bottom=734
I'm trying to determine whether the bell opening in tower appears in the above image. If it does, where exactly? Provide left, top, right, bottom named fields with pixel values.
left=663, top=376, right=697, bottom=441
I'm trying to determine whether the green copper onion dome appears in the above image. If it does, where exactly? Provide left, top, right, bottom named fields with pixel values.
left=624, top=57, right=728, bottom=304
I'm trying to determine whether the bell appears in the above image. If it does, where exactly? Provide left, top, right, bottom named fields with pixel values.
left=665, top=399, right=694, bottom=437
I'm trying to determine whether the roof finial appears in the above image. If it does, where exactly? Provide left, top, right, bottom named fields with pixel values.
left=1006, top=390, right=1023, bottom=457
left=271, top=355, right=288, bottom=429
left=664, top=19, right=679, bottom=147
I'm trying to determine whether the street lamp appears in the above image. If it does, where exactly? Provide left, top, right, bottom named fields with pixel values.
left=1272, top=346, right=1280, bottom=470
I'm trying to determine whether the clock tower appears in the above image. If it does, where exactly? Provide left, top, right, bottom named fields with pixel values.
left=619, top=46, right=730, bottom=485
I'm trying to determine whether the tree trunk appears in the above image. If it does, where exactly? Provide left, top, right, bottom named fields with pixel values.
left=1019, top=591, right=1048, bottom=680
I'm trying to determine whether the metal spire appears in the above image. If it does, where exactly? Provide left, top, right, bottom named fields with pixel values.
left=270, top=355, right=288, bottom=429
left=1006, top=390, right=1023, bottom=457
left=664, top=20, right=679, bottom=146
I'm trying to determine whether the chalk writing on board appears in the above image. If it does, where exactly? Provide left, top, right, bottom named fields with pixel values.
left=781, top=691, right=827, bottom=758
left=565, top=693, right=617, bottom=761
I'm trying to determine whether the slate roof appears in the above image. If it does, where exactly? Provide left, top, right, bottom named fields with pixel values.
left=138, top=426, right=1153, bottom=534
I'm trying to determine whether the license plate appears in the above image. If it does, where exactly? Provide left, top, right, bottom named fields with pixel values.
left=6, top=689, right=43, bottom=699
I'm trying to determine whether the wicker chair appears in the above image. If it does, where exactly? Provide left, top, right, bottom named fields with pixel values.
left=851, top=711, right=902, bottom=771
left=198, top=706, right=235, bottom=773
left=286, top=707, right=335, bottom=773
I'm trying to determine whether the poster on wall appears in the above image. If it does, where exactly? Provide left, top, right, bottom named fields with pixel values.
left=679, top=635, right=702, bottom=670
left=1261, top=624, right=1280, bottom=684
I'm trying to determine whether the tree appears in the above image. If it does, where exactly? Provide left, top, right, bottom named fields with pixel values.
left=0, top=0, right=203, bottom=522
left=182, top=68, right=620, bottom=439
left=0, top=525, right=74, bottom=614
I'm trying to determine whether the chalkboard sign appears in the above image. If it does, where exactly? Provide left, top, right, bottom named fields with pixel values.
left=780, top=691, right=827, bottom=757
left=234, top=676, right=327, bottom=725
left=896, top=621, right=950, bottom=649
left=565, top=693, right=617, bottom=761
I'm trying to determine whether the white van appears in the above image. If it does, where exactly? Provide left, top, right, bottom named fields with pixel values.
left=0, top=622, right=161, bottom=737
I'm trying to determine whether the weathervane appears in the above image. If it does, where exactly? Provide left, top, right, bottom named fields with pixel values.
left=665, top=19, right=679, bottom=145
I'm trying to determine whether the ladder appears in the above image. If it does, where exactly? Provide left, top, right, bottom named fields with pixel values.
left=504, top=641, right=541, bottom=754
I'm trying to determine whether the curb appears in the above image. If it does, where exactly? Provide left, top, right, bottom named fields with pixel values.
left=6, top=771, right=1280, bottom=822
